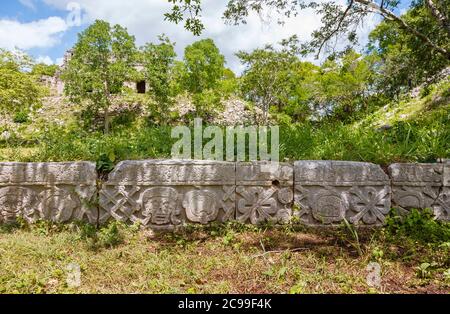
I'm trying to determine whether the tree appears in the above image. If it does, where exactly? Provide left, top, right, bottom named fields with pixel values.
left=170, top=60, right=188, bottom=96
left=307, top=50, right=376, bottom=121
left=0, top=49, right=41, bottom=117
left=236, top=37, right=306, bottom=120
left=183, top=39, right=225, bottom=116
left=31, top=63, right=59, bottom=77
left=368, top=5, right=449, bottom=97
left=166, top=0, right=450, bottom=60
left=62, top=20, right=137, bottom=133
left=141, top=34, right=177, bottom=120
left=165, top=0, right=204, bottom=35
left=183, top=38, right=225, bottom=94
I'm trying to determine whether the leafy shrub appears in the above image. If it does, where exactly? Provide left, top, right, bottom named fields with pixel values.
left=5, top=104, right=449, bottom=165
left=385, top=208, right=450, bottom=244
left=75, top=221, right=125, bottom=249
left=98, top=221, right=125, bottom=248
left=13, top=111, right=29, bottom=124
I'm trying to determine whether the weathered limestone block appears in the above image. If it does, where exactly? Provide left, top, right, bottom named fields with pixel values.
left=389, top=163, right=449, bottom=221
left=439, top=164, right=450, bottom=221
left=433, top=188, right=450, bottom=221
left=294, top=161, right=391, bottom=226
left=444, top=163, right=450, bottom=187
left=99, top=160, right=236, bottom=230
left=236, top=162, right=294, bottom=224
left=0, top=162, right=97, bottom=224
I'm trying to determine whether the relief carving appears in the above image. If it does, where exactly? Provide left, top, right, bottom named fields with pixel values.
left=294, top=161, right=390, bottom=226
left=236, top=162, right=293, bottom=225
left=433, top=188, right=450, bottom=221
left=349, top=186, right=390, bottom=225
left=183, top=190, right=218, bottom=224
left=99, top=160, right=236, bottom=229
left=0, top=162, right=97, bottom=224
left=140, top=187, right=181, bottom=228
left=0, top=187, right=39, bottom=223
left=389, top=163, right=447, bottom=221
left=38, top=186, right=79, bottom=223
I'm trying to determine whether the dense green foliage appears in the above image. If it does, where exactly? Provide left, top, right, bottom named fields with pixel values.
left=0, top=49, right=42, bottom=116
left=183, top=39, right=226, bottom=116
left=386, top=208, right=450, bottom=244
left=3, top=96, right=447, bottom=165
left=140, top=35, right=177, bottom=122
left=368, top=5, right=450, bottom=98
left=0, top=4, right=449, bottom=164
left=183, top=39, right=225, bottom=94
left=31, top=63, right=59, bottom=77
left=237, top=36, right=308, bottom=122
left=62, top=20, right=137, bottom=133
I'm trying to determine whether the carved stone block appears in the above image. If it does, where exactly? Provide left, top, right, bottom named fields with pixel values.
left=444, top=164, right=450, bottom=187
left=0, top=162, right=97, bottom=224
left=439, top=165, right=450, bottom=221
left=99, top=160, right=236, bottom=230
left=389, top=163, right=448, bottom=221
left=236, top=162, right=294, bottom=225
left=294, top=161, right=391, bottom=226
left=433, top=187, right=450, bottom=221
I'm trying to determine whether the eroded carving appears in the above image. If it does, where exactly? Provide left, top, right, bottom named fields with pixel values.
left=236, top=162, right=293, bottom=224
left=389, top=163, right=448, bottom=220
left=294, top=161, right=390, bottom=226
left=433, top=188, right=450, bottom=221
left=140, top=187, right=181, bottom=228
left=99, top=160, right=236, bottom=229
left=349, top=186, right=390, bottom=225
left=0, top=162, right=97, bottom=224
left=39, top=186, right=79, bottom=223
left=3, top=160, right=450, bottom=227
left=183, top=190, right=218, bottom=224
left=0, top=187, right=38, bottom=223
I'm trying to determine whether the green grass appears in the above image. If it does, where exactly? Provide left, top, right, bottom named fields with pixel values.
left=358, top=80, right=450, bottom=128
left=0, top=213, right=449, bottom=294
left=1, top=111, right=448, bottom=166
left=1, top=77, right=449, bottom=165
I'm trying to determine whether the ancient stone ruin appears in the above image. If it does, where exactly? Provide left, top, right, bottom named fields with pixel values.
left=0, top=162, right=97, bottom=224
left=0, top=160, right=448, bottom=229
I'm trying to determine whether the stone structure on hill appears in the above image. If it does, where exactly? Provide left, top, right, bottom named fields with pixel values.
left=41, top=49, right=147, bottom=96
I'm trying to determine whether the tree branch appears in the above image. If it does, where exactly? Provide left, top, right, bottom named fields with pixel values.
left=424, top=0, right=450, bottom=37
left=355, top=0, right=450, bottom=60
left=316, top=0, right=355, bottom=58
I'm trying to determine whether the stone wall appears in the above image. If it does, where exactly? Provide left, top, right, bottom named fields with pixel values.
left=0, top=160, right=448, bottom=229
left=0, top=162, right=97, bottom=224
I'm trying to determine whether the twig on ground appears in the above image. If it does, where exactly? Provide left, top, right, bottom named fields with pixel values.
left=251, top=247, right=309, bottom=258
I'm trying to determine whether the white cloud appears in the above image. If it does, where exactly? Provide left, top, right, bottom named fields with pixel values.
left=43, top=0, right=381, bottom=72
left=42, top=0, right=320, bottom=71
left=0, top=17, right=68, bottom=50
left=19, top=0, right=36, bottom=10
left=36, top=55, right=54, bottom=65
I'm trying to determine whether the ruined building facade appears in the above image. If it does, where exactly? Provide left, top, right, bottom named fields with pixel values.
left=41, top=49, right=147, bottom=96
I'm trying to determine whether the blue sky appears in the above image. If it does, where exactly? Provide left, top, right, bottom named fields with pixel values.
left=0, top=0, right=85, bottom=64
left=0, top=0, right=413, bottom=71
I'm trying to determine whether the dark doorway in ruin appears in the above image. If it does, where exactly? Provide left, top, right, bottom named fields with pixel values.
left=137, top=81, right=146, bottom=94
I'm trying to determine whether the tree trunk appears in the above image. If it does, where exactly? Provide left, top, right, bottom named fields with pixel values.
left=104, top=106, right=110, bottom=134
left=103, top=77, right=111, bottom=134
